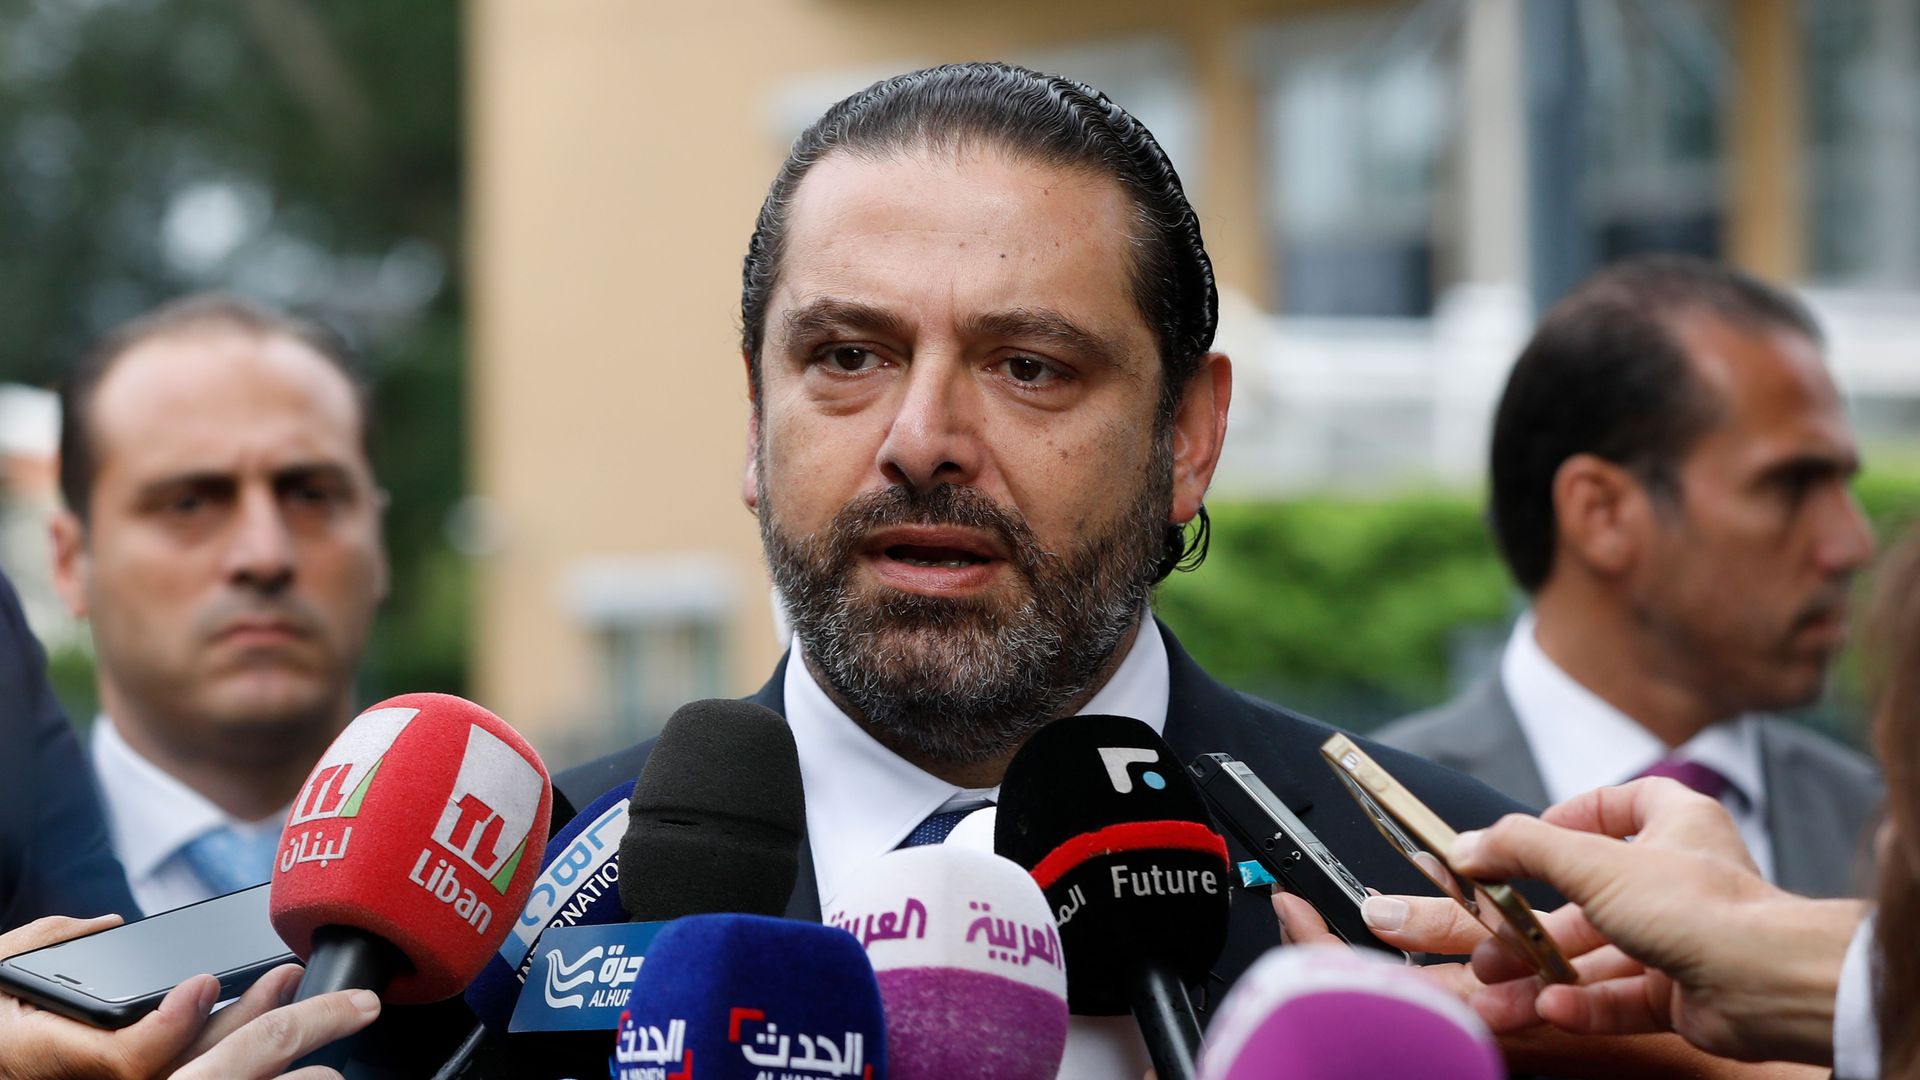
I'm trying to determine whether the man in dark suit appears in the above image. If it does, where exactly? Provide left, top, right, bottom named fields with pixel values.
left=0, top=565, right=137, bottom=931
left=1375, top=256, right=1882, bottom=899
left=554, top=62, right=1543, bottom=1072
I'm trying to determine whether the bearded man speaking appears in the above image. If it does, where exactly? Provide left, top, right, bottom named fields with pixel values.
left=555, top=61, right=1538, bottom=1073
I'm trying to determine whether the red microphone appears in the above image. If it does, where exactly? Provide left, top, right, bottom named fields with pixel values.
left=270, top=693, right=553, bottom=1005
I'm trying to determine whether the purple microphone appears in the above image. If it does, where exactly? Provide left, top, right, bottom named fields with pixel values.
left=1199, top=945, right=1504, bottom=1080
left=825, top=846, right=1069, bottom=1080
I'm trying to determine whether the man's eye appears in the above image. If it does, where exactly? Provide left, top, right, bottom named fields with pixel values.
left=1001, top=355, right=1059, bottom=386
left=166, top=493, right=205, bottom=515
left=823, top=346, right=879, bottom=373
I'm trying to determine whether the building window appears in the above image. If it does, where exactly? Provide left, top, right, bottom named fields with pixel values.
left=1804, top=0, right=1920, bottom=287
left=562, top=554, right=732, bottom=745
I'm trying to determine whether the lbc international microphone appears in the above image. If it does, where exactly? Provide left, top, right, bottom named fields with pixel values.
left=994, top=714, right=1231, bottom=1080
left=464, top=779, right=635, bottom=1035
left=1198, top=946, right=1502, bottom=1080
left=609, top=914, right=888, bottom=1080
left=824, top=846, right=1068, bottom=1080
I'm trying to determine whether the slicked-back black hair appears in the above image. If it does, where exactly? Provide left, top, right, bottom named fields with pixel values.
left=1490, top=254, right=1825, bottom=593
left=740, top=61, right=1218, bottom=581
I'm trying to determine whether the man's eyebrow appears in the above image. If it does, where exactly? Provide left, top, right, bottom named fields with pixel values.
left=962, top=308, right=1136, bottom=372
left=134, top=462, right=357, bottom=497
left=780, top=298, right=910, bottom=346
left=1759, top=449, right=1862, bottom=482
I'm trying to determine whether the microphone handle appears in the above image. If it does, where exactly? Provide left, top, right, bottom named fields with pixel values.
left=1130, top=965, right=1204, bottom=1080
left=289, top=925, right=407, bottom=1070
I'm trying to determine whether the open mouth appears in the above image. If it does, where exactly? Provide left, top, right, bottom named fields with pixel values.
left=884, top=544, right=996, bottom=569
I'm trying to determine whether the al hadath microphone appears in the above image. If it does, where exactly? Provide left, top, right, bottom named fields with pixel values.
left=609, top=914, right=887, bottom=1080
left=825, top=846, right=1068, bottom=1080
left=1198, top=945, right=1503, bottom=1080
left=994, top=714, right=1230, bottom=1080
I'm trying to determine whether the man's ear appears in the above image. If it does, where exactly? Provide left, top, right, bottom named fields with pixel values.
left=1551, top=453, right=1650, bottom=578
left=742, top=352, right=761, bottom=513
left=50, top=509, right=90, bottom=619
left=1169, top=352, right=1232, bottom=526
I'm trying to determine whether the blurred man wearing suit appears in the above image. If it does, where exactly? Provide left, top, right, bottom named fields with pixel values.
left=1375, top=256, right=1881, bottom=898
left=50, top=295, right=388, bottom=914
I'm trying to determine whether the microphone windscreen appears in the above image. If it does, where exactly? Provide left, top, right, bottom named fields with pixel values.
left=609, top=914, right=887, bottom=1080
left=1199, top=945, right=1503, bottom=1080
left=618, top=699, right=804, bottom=921
left=825, top=846, right=1067, bottom=1080
left=269, top=693, right=552, bottom=1003
left=466, top=780, right=634, bottom=1034
left=994, top=714, right=1230, bottom=1014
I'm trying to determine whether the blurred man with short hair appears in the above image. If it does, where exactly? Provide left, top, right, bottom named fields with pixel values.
left=1376, top=255, right=1881, bottom=897
left=51, top=294, right=388, bottom=913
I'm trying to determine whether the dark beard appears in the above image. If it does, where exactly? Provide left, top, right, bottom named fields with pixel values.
left=758, top=443, right=1172, bottom=765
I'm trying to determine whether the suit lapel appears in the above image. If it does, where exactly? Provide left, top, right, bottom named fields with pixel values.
left=1456, top=679, right=1552, bottom=809
left=752, top=654, right=826, bottom=921
left=1758, top=720, right=1849, bottom=896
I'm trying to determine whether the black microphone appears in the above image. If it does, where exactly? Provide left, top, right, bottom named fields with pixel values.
left=995, top=714, right=1231, bottom=1080
left=619, top=698, right=805, bottom=921
left=463, top=699, right=805, bottom=1080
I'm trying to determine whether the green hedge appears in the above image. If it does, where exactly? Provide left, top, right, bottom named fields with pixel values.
left=1156, top=470, right=1920, bottom=736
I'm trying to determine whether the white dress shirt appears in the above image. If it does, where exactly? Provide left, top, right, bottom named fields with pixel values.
left=1501, top=613, right=1776, bottom=882
left=785, top=612, right=1170, bottom=1079
left=1832, top=911, right=1880, bottom=1079
left=89, top=715, right=289, bottom=915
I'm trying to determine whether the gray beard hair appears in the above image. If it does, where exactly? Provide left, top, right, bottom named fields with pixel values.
left=758, top=440, right=1173, bottom=765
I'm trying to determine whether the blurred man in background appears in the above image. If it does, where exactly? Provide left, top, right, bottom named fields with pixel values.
left=51, top=294, right=388, bottom=913
left=1376, top=256, right=1881, bottom=898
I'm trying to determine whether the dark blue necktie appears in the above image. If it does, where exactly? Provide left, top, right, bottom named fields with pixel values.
left=900, top=803, right=989, bottom=847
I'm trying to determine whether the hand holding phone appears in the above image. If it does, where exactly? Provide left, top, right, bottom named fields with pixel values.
left=0, top=913, right=378, bottom=1080
left=1320, top=734, right=1578, bottom=985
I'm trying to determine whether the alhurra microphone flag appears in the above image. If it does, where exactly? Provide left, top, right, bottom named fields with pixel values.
left=1198, top=945, right=1502, bottom=1080
left=270, top=693, right=553, bottom=1003
left=824, top=846, right=1068, bottom=1080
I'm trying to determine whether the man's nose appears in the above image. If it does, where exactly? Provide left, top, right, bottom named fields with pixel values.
left=224, top=486, right=296, bottom=591
left=875, top=356, right=984, bottom=492
left=1818, top=487, right=1876, bottom=578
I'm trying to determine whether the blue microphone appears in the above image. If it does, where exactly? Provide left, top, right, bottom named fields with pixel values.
left=464, top=780, right=635, bottom=1034
left=610, top=914, right=888, bottom=1080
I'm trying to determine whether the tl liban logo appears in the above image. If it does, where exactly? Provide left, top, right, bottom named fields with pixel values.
left=430, top=725, right=544, bottom=894
left=286, top=708, right=417, bottom=827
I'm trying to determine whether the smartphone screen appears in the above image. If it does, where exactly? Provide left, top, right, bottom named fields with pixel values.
left=2, top=884, right=293, bottom=1011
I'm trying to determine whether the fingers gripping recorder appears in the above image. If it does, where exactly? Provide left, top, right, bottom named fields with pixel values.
left=1318, top=734, right=1575, bottom=985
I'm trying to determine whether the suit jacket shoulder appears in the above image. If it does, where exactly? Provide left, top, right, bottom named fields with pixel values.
left=1757, top=715, right=1883, bottom=898
left=0, top=570, right=137, bottom=929
left=1372, top=677, right=1551, bottom=810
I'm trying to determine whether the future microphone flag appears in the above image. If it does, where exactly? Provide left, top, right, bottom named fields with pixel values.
left=270, top=693, right=553, bottom=1003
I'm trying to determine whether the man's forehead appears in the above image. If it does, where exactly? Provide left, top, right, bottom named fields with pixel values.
left=1672, top=312, right=1855, bottom=461
left=89, top=328, right=367, bottom=476
left=771, top=148, right=1153, bottom=350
